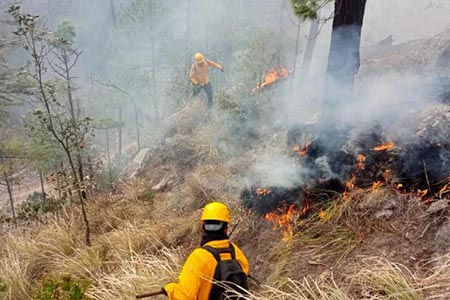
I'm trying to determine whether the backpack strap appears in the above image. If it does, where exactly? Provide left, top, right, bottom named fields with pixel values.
left=203, top=243, right=236, bottom=261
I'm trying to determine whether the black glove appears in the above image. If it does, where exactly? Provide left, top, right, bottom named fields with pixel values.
left=161, top=287, right=167, bottom=296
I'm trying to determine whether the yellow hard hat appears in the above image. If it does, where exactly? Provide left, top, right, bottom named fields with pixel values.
left=194, top=52, right=204, bottom=63
left=201, top=202, right=231, bottom=223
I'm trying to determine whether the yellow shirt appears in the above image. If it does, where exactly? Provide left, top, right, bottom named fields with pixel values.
left=189, top=59, right=223, bottom=86
left=164, top=240, right=249, bottom=300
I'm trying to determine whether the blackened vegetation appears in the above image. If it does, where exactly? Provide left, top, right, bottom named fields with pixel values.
left=395, top=142, right=450, bottom=192
left=241, top=124, right=450, bottom=216
left=241, top=186, right=304, bottom=215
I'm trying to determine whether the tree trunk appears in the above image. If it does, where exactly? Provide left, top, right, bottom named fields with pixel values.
left=290, top=20, right=301, bottom=89
left=0, top=156, right=17, bottom=229
left=132, top=100, right=141, bottom=151
left=185, top=0, right=192, bottom=77
left=149, top=3, right=160, bottom=123
left=66, top=148, right=91, bottom=246
left=105, top=128, right=114, bottom=191
left=299, top=11, right=320, bottom=83
left=39, top=170, right=46, bottom=203
left=322, top=0, right=367, bottom=127
left=118, top=107, right=122, bottom=159
left=110, top=0, right=116, bottom=27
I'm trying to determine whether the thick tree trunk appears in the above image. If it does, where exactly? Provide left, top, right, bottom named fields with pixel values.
left=323, top=0, right=367, bottom=126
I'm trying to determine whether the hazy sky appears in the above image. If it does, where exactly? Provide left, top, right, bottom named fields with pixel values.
left=363, top=0, right=450, bottom=44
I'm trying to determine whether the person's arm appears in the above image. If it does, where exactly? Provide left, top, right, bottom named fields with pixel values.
left=163, top=250, right=203, bottom=300
left=206, top=58, right=223, bottom=71
left=189, top=64, right=199, bottom=85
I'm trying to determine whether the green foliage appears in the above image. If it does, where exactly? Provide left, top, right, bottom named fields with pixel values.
left=290, top=0, right=330, bottom=19
left=232, top=30, right=285, bottom=88
left=36, top=276, right=90, bottom=300
left=17, top=192, right=62, bottom=222
left=51, top=21, right=76, bottom=49
left=0, top=279, right=6, bottom=293
left=137, top=190, right=155, bottom=202
left=118, top=0, right=163, bottom=27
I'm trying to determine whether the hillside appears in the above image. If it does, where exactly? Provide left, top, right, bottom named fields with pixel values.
left=1, top=68, right=450, bottom=299
left=1, top=2, right=450, bottom=300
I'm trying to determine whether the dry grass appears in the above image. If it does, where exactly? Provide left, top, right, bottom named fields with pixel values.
left=0, top=172, right=449, bottom=300
left=353, top=256, right=423, bottom=300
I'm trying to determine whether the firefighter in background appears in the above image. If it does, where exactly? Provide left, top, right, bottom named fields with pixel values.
left=190, top=53, right=223, bottom=111
left=162, top=202, right=249, bottom=300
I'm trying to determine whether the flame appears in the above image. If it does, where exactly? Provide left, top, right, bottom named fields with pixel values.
left=372, top=181, right=383, bottom=190
left=418, top=189, right=428, bottom=198
left=293, top=143, right=311, bottom=158
left=252, top=66, right=290, bottom=92
left=346, top=175, right=356, bottom=190
left=374, top=142, right=395, bottom=151
left=318, top=210, right=327, bottom=221
left=256, top=188, right=272, bottom=196
left=265, top=203, right=307, bottom=241
left=439, top=180, right=450, bottom=198
left=343, top=154, right=367, bottom=198
left=357, top=154, right=366, bottom=170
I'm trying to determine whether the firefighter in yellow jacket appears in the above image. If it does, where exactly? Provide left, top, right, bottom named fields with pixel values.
left=190, top=53, right=223, bottom=110
left=162, top=202, right=249, bottom=300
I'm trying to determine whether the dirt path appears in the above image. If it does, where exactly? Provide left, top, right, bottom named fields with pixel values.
left=0, top=171, right=43, bottom=211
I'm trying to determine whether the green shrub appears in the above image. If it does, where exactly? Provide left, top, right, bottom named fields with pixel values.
left=137, top=190, right=155, bottom=202
left=36, top=276, right=90, bottom=300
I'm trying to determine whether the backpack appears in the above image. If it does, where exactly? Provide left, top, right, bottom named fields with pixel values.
left=202, top=243, right=249, bottom=300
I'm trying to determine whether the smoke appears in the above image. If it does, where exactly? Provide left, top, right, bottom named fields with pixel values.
left=3, top=0, right=450, bottom=193
left=249, top=156, right=304, bottom=188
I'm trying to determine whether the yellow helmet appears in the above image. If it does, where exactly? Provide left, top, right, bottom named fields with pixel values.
left=201, top=202, right=231, bottom=223
left=194, top=52, right=204, bottom=63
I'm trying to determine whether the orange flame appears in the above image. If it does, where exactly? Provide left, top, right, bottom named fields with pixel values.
left=293, top=143, right=311, bottom=158
left=374, top=142, right=394, bottom=151
left=439, top=180, right=450, bottom=198
left=346, top=175, right=356, bottom=190
left=357, top=154, right=366, bottom=170
left=318, top=210, right=327, bottom=221
left=418, top=189, right=428, bottom=198
left=256, top=188, right=272, bottom=196
left=264, top=204, right=307, bottom=241
left=372, top=181, right=383, bottom=190
left=252, top=66, right=290, bottom=93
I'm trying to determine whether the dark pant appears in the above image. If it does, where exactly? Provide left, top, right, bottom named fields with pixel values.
left=193, top=82, right=213, bottom=109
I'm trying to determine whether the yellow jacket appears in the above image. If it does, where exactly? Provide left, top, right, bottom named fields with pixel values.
left=164, top=240, right=249, bottom=300
left=189, top=58, right=223, bottom=86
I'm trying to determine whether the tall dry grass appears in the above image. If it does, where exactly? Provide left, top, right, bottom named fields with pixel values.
left=1, top=187, right=450, bottom=300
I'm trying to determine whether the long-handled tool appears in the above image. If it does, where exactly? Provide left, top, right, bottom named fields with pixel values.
left=136, top=290, right=164, bottom=299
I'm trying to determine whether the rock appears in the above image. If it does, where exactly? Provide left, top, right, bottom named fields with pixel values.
left=427, top=199, right=449, bottom=214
